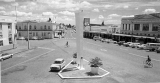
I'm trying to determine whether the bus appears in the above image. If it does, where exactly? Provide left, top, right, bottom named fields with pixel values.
left=146, top=43, right=160, bottom=51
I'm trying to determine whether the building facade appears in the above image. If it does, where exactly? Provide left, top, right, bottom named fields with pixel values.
left=16, top=21, right=57, bottom=39
left=121, top=13, right=160, bottom=37
left=0, top=16, right=17, bottom=46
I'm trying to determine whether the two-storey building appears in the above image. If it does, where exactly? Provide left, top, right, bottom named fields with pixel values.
left=16, top=20, right=57, bottom=39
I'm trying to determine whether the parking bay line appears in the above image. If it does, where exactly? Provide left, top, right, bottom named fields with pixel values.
left=129, top=53, right=160, bottom=62
left=1, top=49, right=55, bottom=72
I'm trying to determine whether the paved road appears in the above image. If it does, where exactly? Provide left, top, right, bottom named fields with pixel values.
left=1, top=29, right=160, bottom=83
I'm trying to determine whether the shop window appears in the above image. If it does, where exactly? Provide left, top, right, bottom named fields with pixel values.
left=125, top=24, right=127, bottom=30
left=143, top=24, right=149, bottom=31
left=128, top=24, right=130, bottom=30
left=41, top=26, right=43, bottom=30
left=44, top=33, right=46, bottom=36
left=136, top=33, right=138, bottom=35
left=148, top=34, right=150, bottom=36
left=153, top=34, right=155, bottom=37
left=36, top=32, right=38, bottom=36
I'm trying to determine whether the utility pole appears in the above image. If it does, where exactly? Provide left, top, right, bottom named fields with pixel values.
left=131, top=21, right=133, bottom=42
left=27, top=22, right=30, bottom=49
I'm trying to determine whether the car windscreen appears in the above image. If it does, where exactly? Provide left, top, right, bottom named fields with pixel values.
left=54, top=61, right=62, bottom=64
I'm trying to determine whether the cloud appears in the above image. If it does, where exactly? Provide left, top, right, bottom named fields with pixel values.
left=92, top=8, right=99, bottom=12
left=104, top=5, right=113, bottom=9
left=109, top=14, right=120, bottom=17
left=11, top=2, right=19, bottom=6
left=9, top=11, right=33, bottom=17
left=143, top=9, right=156, bottom=14
left=0, top=11, right=6, bottom=15
left=59, top=11, right=74, bottom=16
left=0, top=6, right=5, bottom=10
left=1, top=0, right=15, bottom=2
left=42, top=12, right=57, bottom=16
left=99, top=15, right=104, bottom=19
left=135, top=7, right=138, bottom=10
left=123, top=5, right=129, bottom=9
left=122, top=15, right=134, bottom=17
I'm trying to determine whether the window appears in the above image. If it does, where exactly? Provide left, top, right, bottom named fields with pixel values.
left=44, top=33, right=46, bottom=36
left=123, top=24, right=124, bottom=30
left=134, top=24, right=140, bottom=30
left=19, top=33, right=21, bottom=36
left=0, top=32, right=2, bottom=38
left=29, top=25, right=32, bottom=30
left=41, top=26, right=43, bottom=30
left=19, top=26, right=21, bottom=30
left=24, top=25, right=27, bottom=30
left=33, top=32, right=35, bottom=36
left=48, top=26, right=50, bottom=30
left=0, top=23, right=2, bottom=30
left=34, top=25, right=36, bottom=30
left=125, top=24, right=127, bottom=30
left=152, top=24, right=159, bottom=31
left=9, top=38, right=12, bottom=44
left=0, top=40, right=3, bottom=46
left=8, top=24, right=11, bottom=29
left=128, top=24, right=130, bottom=30
left=36, top=32, right=38, bottom=36
left=143, top=24, right=149, bottom=31
left=16, top=25, right=18, bottom=29
left=44, top=25, right=46, bottom=30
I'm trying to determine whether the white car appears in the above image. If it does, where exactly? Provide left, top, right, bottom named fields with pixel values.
left=0, top=53, right=13, bottom=61
left=50, top=58, right=65, bottom=71
left=130, top=43, right=141, bottom=48
left=123, top=42, right=133, bottom=47
left=137, top=44, right=147, bottom=50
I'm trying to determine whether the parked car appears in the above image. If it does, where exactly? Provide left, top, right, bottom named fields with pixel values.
left=0, top=53, right=13, bottom=61
left=117, top=41, right=125, bottom=46
left=17, top=37, right=25, bottom=40
left=50, top=58, right=65, bottom=71
left=38, top=37, right=44, bottom=40
left=156, top=47, right=160, bottom=53
left=145, top=43, right=160, bottom=51
left=130, top=43, right=141, bottom=48
left=31, top=36, right=38, bottom=40
left=137, top=44, right=147, bottom=50
left=123, top=42, right=133, bottom=47
left=101, top=38, right=106, bottom=42
left=110, top=40, right=117, bottom=44
left=93, top=36, right=102, bottom=41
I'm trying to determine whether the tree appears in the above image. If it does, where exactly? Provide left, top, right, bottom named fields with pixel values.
left=101, top=21, right=104, bottom=26
left=47, top=18, right=52, bottom=22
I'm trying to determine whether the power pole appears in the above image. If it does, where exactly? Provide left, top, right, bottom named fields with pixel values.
left=27, top=22, right=30, bottom=49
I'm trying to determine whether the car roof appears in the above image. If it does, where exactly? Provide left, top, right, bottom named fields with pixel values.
left=55, top=58, right=64, bottom=61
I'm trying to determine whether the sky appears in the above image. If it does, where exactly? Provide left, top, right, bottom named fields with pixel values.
left=0, top=0, right=160, bottom=25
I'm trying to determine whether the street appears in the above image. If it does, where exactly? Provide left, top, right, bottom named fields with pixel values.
left=1, top=29, right=160, bottom=83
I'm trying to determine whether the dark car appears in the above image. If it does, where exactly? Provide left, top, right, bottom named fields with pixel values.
left=93, top=36, right=102, bottom=41
left=117, top=41, right=125, bottom=46
left=156, top=47, right=160, bottom=53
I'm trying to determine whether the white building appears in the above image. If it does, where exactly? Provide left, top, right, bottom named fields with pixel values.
left=0, top=16, right=17, bottom=46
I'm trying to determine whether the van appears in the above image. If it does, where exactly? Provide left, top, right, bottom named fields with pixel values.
left=146, top=43, right=160, bottom=51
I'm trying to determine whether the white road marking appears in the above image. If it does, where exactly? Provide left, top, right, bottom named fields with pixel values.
left=101, top=49, right=107, bottom=52
left=38, top=47, right=54, bottom=50
left=86, top=42, right=101, bottom=47
left=1, top=49, right=55, bottom=72
left=129, top=53, right=160, bottom=62
left=120, top=48, right=128, bottom=51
